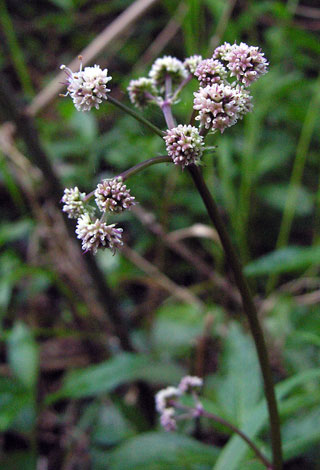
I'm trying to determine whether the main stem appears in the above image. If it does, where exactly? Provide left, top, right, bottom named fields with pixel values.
left=187, top=164, right=282, bottom=470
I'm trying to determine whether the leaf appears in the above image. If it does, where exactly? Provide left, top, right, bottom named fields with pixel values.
left=258, top=184, right=313, bottom=216
left=152, top=303, right=206, bottom=357
left=213, top=369, right=320, bottom=470
left=92, top=402, right=135, bottom=446
left=282, top=406, right=320, bottom=460
left=48, top=0, right=74, bottom=10
left=214, top=324, right=262, bottom=427
left=108, top=432, right=219, bottom=470
left=0, top=219, right=33, bottom=247
left=244, top=246, right=320, bottom=277
left=48, top=353, right=185, bottom=402
left=0, top=378, right=31, bottom=432
left=7, top=323, right=39, bottom=390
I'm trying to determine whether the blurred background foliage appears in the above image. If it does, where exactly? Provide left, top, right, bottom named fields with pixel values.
left=0, top=0, right=319, bottom=468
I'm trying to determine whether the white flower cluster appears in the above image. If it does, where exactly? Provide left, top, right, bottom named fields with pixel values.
left=127, top=54, right=197, bottom=109
left=127, top=77, right=158, bottom=109
left=76, top=214, right=123, bottom=255
left=95, top=177, right=136, bottom=213
left=164, top=125, right=204, bottom=169
left=190, top=41, right=268, bottom=133
left=194, top=59, right=227, bottom=87
left=155, top=376, right=203, bottom=432
left=62, top=177, right=136, bottom=255
left=224, top=42, right=269, bottom=86
left=60, top=62, right=112, bottom=112
left=193, top=84, right=252, bottom=133
left=183, top=55, right=203, bottom=74
left=61, top=187, right=86, bottom=219
left=149, top=56, right=187, bottom=87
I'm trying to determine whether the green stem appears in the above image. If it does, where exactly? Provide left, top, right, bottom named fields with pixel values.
left=108, top=95, right=164, bottom=138
left=187, top=164, right=282, bottom=470
left=119, top=155, right=172, bottom=180
left=174, top=402, right=272, bottom=469
left=267, top=74, right=320, bottom=293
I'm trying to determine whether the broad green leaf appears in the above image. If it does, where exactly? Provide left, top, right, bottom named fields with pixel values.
left=108, top=432, right=219, bottom=470
left=92, top=402, right=135, bottom=446
left=152, top=303, right=207, bottom=357
left=213, top=369, right=320, bottom=470
left=214, top=324, right=262, bottom=427
left=7, top=323, right=39, bottom=390
left=238, top=461, right=265, bottom=470
left=48, top=353, right=185, bottom=402
left=0, top=378, right=31, bottom=431
left=244, top=246, right=320, bottom=277
left=258, top=184, right=313, bottom=216
left=282, top=406, right=320, bottom=460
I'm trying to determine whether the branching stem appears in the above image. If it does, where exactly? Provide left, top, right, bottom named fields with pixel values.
left=173, top=401, right=273, bottom=469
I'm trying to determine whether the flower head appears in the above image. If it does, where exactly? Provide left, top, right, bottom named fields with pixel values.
left=195, top=58, right=227, bottom=87
left=183, top=55, right=203, bottom=74
left=160, top=408, right=177, bottom=432
left=60, top=61, right=112, bottom=111
left=95, top=177, right=135, bottom=213
left=149, top=56, right=187, bottom=88
left=76, top=213, right=123, bottom=255
left=164, top=125, right=204, bottom=169
left=178, top=375, right=203, bottom=393
left=225, top=42, right=269, bottom=86
left=127, top=77, right=158, bottom=109
left=61, top=187, right=86, bottom=219
left=193, top=83, right=252, bottom=133
left=155, top=386, right=181, bottom=413
left=212, top=42, right=233, bottom=61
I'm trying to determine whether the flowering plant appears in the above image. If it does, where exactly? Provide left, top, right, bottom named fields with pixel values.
left=60, top=43, right=282, bottom=470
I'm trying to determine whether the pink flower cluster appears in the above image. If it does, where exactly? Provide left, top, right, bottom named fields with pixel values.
left=155, top=376, right=203, bottom=431
left=192, top=42, right=268, bottom=133
left=163, top=125, right=204, bottom=169
left=95, top=178, right=136, bottom=213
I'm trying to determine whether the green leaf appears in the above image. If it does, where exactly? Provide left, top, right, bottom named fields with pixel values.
left=258, top=184, right=313, bottom=216
left=92, top=402, right=135, bottom=446
left=244, top=246, right=320, bottom=277
left=48, top=0, right=74, bottom=10
left=238, top=461, right=265, bottom=470
left=7, top=323, right=39, bottom=390
left=0, top=378, right=31, bottom=432
left=152, top=303, right=206, bottom=357
left=48, top=353, right=185, bottom=402
left=282, top=406, right=320, bottom=460
left=213, top=369, right=320, bottom=470
left=0, top=219, right=33, bottom=247
left=214, top=324, right=262, bottom=427
left=108, top=432, right=219, bottom=470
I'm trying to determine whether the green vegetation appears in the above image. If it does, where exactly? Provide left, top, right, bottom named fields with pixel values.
left=0, top=1, right=319, bottom=469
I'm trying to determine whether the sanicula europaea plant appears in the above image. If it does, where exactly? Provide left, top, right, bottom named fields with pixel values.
left=59, top=44, right=282, bottom=470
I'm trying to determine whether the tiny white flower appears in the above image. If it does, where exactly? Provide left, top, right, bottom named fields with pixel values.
left=149, top=56, right=187, bottom=88
left=60, top=61, right=112, bottom=111
left=61, top=186, right=86, bottom=219
left=76, top=213, right=123, bottom=255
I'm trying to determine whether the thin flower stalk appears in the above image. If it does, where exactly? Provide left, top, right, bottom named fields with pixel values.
left=173, top=401, right=272, bottom=469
